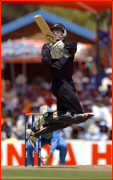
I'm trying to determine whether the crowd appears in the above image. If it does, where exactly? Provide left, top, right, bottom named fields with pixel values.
left=1, top=61, right=112, bottom=141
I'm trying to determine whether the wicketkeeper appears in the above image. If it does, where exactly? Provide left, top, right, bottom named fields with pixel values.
left=27, top=105, right=67, bottom=166
left=27, top=23, right=94, bottom=147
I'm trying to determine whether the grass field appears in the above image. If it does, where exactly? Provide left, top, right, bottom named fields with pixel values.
left=1, top=165, right=112, bottom=179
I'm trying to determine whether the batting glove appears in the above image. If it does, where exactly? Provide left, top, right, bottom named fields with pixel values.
left=50, top=40, right=64, bottom=59
left=52, top=40, right=64, bottom=53
left=51, top=51, right=63, bottom=59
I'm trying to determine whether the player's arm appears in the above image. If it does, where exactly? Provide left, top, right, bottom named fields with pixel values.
left=41, top=44, right=52, bottom=69
left=64, top=41, right=77, bottom=55
left=41, top=131, right=59, bottom=165
left=50, top=41, right=77, bottom=70
left=50, top=40, right=64, bottom=59
left=41, top=42, right=64, bottom=70
left=50, top=130, right=59, bottom=153
left=42, top=153, right=53, bottom=165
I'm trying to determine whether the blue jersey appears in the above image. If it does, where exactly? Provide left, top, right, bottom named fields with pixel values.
left=28, top=130, right=67, bottom=165
left=35, top=130, right=61, bottom=154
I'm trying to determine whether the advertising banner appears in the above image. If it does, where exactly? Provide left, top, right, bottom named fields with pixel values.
left=1, top=140, right=112, bottom=166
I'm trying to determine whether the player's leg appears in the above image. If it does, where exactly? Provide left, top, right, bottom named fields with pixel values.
left=34, top=123, right=70, bottom=138
left=26, top=129, right=37, bottom=149
left=28, top=110, right=93, bottom=139
left=56, top=136, right=67, bottom=165
left=51, top=80, right=94, bottom=123
left=59, top=112, right=94, bottom=124
left=43, top=111, right=94, bottom=125
left=33, top=137, right=50, bottom=153
left=27, top=97, right=93, bottom=140
left=52, top=80, right=83, bottom=115
left=30, top=78, right=93, bottom=130
left=35, top=108, right=50, bottom=129
left=26, top=108, right=50, bottom=148
left=28, top=110, right=94, bottom=138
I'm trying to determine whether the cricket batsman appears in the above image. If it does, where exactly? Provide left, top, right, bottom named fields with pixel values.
left=27, top=23, right=94, bottom=148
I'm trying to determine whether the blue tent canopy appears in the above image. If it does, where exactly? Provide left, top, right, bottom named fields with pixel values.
left=1, top=9, right=96, bottom=42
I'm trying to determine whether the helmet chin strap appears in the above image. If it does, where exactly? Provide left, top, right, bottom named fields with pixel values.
left=55, top=35, right=63, bottom=41
left=56, top=38, right=60, bottom=41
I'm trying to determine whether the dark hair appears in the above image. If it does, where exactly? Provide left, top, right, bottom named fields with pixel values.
left=6, top=130, right=11, bottom=138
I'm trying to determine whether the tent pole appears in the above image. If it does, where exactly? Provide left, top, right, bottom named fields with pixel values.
left=10, top=61, right=15, bottom=87
left=95, top=17, right=100, bottom=90
left=22, top=60, right=26, bottom=94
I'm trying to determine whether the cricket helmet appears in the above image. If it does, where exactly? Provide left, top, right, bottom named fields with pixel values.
left=39, top=105, right=50, bottom=113
left=50, top=23, right=67, bottom=37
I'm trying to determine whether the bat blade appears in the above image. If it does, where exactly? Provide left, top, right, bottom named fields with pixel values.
left=34, top=15, right=56, bottom=44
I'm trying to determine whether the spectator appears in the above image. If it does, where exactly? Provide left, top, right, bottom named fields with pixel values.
left=1, top=97, right=6, bottom=110
left=71, top=125, right=79, bottom=139
left=4, top=129, right=18, bottom=142
left=84, top=123, right=100, bottom=140
left=101, top=68, right=112, bottom=92
left=24, top=93, right=36, bottom=109
left=14, top=74, right=29, bottom=94
left=90, top=64, right=106, bottom=88
left=60, top=126, right=72, bottom=139
left=76, top=86, right=88, bottom=101
left=1, top=80, right=17, bottom=110
left=72, top=62, right=84, bottom=83
left=1, top=121, right=8, bottom=140
left=77, top=123, right=85, bottom=139
left=92, top=96, right=112, bottom=130
left=16, top=109, right=31, bottom=139
left=82, top=100, right=95, bottom=131
left=95, top=121, right=109, bottom=141
left=78, top=76, right=90, bottom=93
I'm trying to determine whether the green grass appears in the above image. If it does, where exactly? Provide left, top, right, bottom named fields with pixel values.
left=1, top=169, right=112, bottom=179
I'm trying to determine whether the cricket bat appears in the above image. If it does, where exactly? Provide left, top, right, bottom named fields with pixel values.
left=34, top=15, right=56, bottom=44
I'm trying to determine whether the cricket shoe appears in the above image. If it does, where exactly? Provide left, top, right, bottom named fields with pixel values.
left=26, top=129, right=37, bottom=149
left=35, top=108, right=48, bottom=130
left=74, top=112, right=94, bottom=124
